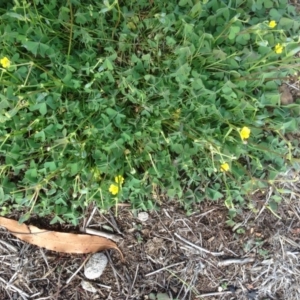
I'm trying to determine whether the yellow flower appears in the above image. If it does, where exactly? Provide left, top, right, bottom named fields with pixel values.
left=239, top=126, right=251, bottom=141
left=115, top=175, right=124, bottom=184
left=220, top=162, right=230, bottom=172
left=274, top=43, right=283, bottom=54
left=109, top=184, right=119, bottom=195
left=0, top=57, right=11, bottom=68
left=268, top=20, right=277, bottom=28
left=172, top=109, right=181, bottom=120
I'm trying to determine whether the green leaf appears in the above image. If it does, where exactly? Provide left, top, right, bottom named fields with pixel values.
left=156, top=293, right=171, bottom=300
left=0, top=187, right=5, bottom=202
left=39, top=102, right=47, bottom=115
left=34, top=130, right=46, bottom=141
left=178, top=0, right=189, bottom=6
left=44, top=161, right=57, bottom=171
left=286, top=46, right=300, bottom=57
left=19, top=213, right=31, bottom=224
left=271, top=195, right=282, bottom=203
left=105, top=107, right=117, bottom=117
left=261, top=92, right=280, bottom=106
left=190, top=2, right=202, bottom=18
left=207, top=188, right=223, bottom=200
left=105, top=58, right=114, bottom=70
left=236, top=33, right=250, bottom=45
left=264, top=0, right=273, bottom=8
left=268, top=200, right=278, bottom=211
left=50, top=215, right=65, bottom=224
left=228, top=26, right=240, bottom=40
left=39, top=43, right=51, bottom=56
left=75, top=12, right=88, bottom=25
left=25, top=168, right=38, bottom=179
left=148, top=293, right=156, bottom=300
left=22, top=41, right=39, bottom=56
left=279, top=17, right=295, bottom=30
left=6, top=12, right=28, bottom=21
left=226, top=219, right=235, bottom=227
left=269, top=8, right=281, bottom=19
left=68, top=163, right=80, bottom=176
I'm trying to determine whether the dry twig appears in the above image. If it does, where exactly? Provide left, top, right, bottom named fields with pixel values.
left=145, top=262, right=185, bottom=277
left=0, top=240, right=18, bottom=253
left=66, top=254, right=91, bottom=284
left=0, top=276, right=30, bottom=298
left=174, top=233, right=224, bottom=257
left=80, top=227, right=123, bottom=243
left=218, top=257, right=255, bottom=267
left=196, top=291, right=233, bottom=298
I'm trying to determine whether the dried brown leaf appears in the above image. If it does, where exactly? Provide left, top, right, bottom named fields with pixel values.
left=0, top=217, right=123, bottom=259
left=279, top=84, right=293, bottom=105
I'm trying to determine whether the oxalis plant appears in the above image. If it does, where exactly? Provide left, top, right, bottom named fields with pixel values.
left=0, top=0, right=299, bottom=225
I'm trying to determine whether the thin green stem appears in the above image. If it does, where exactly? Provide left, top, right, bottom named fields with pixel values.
left=67, top=0, right=74, bottom=61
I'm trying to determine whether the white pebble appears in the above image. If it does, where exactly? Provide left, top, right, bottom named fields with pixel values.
left=81, top=280, right=97, bottom=293
left=84, top=252, right=108, bottom=280
left=138, top=212, right=149, bottom=222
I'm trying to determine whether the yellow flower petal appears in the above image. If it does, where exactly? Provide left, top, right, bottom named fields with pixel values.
left=0, top=57, right=11, bottom=68
left=109, top=184, right=119, bottom=195
left=239, top=126, right=251, bottom=140
left=268, top=20, right=277, bottom=28
left=274, top=43, right=283, bottom=54
left=114, top=175, right=124, bottom=184
left=220, top=162, right=230, bottom=172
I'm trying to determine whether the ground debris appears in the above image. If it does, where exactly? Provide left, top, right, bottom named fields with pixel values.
left=1, top=183, right=300, bottom=299
left=81, top=280, right=97, bottom=293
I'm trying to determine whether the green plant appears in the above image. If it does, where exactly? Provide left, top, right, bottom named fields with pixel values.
left=220, top=282, right=228, bottom=290
left=258, top=248, right=269, bottom=258
left=236, top=227, right=246, bottom=234
left=0, top=0, right=299, bottom=224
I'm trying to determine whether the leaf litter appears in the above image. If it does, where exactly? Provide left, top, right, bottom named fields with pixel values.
left=0, top=166, right=299, bottom=299
left=1, top=172, right=300, bottom=300
left=0, top=217, right=123, bottom=257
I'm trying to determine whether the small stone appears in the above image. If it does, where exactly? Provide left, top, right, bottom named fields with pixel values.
left=84, top=252, right=108, bottom=280
left=81, top=280, right=97, bottom=293
left=138, top=212, right=149, bottom=222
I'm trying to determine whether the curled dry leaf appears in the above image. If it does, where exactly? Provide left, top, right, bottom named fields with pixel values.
left=0, top=217, right=123, bottom=260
